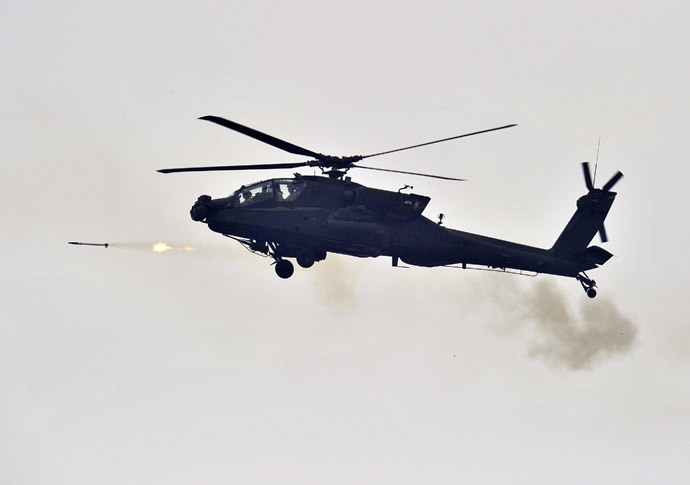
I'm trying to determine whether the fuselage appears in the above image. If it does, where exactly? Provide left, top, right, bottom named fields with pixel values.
left=193, top=175, right=608, bottom=278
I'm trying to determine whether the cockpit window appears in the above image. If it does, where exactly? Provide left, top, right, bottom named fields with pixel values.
left=235, top=181, right=274, bottom=207
left=275, top=180, right=306, bottom=202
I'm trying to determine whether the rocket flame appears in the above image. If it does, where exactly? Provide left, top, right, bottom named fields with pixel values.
left=151, top=242, right=196, bottom=253
left=152, top=242, right=173, bottom=253
left=105, top=242, right=197, bottom=253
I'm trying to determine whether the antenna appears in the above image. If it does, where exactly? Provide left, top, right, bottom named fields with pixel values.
left=593, top=135, right=601, bottom=186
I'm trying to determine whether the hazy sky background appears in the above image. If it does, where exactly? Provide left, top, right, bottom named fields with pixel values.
left=2, top=1, right=689, bottom=483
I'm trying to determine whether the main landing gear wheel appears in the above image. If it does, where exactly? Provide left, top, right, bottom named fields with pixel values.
left=296, top=250, right=315, bottom=268
left=275, top=259, right=294, bottom=279
left=586, top=288, right=597, bottom=299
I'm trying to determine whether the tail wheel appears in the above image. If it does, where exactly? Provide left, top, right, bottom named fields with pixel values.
left=275, top=260, right=294, bottom=279
left=577, top=273, right=598, bottom=298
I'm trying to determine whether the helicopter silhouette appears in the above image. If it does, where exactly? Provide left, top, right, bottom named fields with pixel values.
left=159, top=116, right=623, bottom=297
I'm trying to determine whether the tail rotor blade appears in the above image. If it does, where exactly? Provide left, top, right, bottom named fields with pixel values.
left=601, top=171, right=624, bottom=192
left=599, top=224, right=608, bottom=243
left=582, top=162, right=594, bottom=191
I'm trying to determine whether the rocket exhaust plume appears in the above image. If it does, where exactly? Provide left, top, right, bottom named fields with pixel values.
left=152, top=242, right=173, bottom=253
left=102, top=242, right=197, bottom=253
left=151, top=242, right=196, bottom=253
left=69, top=241, right=197, bottom=252
left=68, top=242, right=109, bottom=248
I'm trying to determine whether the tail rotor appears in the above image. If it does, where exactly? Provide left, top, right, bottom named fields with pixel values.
left=581, top=161, right=623, bottom=243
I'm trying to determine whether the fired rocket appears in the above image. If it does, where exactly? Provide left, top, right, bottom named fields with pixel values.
left=68, top=242, right=109, bottom=248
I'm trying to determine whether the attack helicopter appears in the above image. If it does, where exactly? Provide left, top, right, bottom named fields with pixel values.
left=159, top=116, right=623, bottom=297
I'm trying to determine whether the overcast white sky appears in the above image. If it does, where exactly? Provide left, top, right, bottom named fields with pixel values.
left=2, top=1, right=690, bottom=483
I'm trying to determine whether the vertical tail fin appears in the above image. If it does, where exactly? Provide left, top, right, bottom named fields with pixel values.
left=551, top=163, right=623, bottom=254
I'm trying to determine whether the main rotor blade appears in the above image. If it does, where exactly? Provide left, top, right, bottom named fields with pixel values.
left=199, top=115, right=322, bottom=159
left=158, top=161, right=310, bottom=174
left=354, top=164, right=466, bottom=181
left=601, top=171, right=624, bottom=192
left=582, top=162, right=594, bottom=191
left=361, top=124, right=517, bottom=159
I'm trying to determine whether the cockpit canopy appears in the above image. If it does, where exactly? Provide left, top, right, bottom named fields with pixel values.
left=234, top=179, right=306, bottom=207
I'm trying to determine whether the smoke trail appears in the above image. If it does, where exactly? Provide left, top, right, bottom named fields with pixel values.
left=310, top=255, right=359, bottom=316
left=109, top=242, right=192, bottom=252
left=107, top=242, right=153, bottom=250
left=477, top=276, right=637, bottom=371
left=524, top=279, right=637, bottom=371
left=109, top=242, right=225, bottom=256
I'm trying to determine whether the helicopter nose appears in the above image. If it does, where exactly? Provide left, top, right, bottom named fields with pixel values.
left=191, top=204, right=208, bottom=221
left=190, top=195, right=212, bottom=221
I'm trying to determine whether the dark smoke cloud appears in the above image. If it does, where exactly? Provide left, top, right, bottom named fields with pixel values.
left=524, top=280, right=637, bottom=371
left=476, top=276, right=638, bottom=371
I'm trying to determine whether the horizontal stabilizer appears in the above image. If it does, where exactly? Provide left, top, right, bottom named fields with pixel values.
left=575, top=245, right=613, bottom=267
